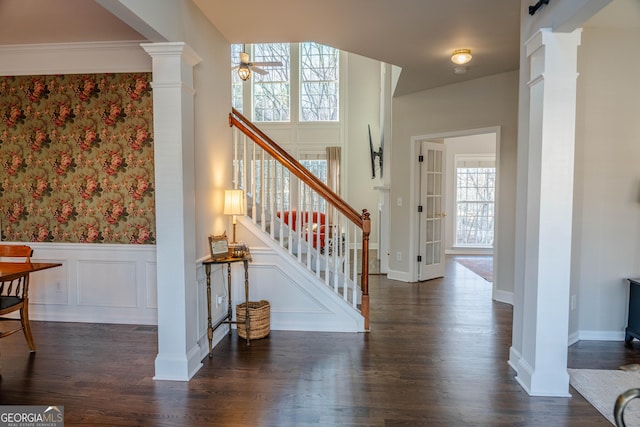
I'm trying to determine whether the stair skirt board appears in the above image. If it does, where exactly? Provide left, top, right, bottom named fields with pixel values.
left=243, top=259, right=364, bottom=333
left=236, top=218, right=365, bottom=333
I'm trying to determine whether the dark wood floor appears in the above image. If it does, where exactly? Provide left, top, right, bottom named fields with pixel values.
left=2, top=256, right=640, bottom=426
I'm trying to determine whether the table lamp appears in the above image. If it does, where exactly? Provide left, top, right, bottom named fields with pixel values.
left=224, top=189, right=244, bottom=243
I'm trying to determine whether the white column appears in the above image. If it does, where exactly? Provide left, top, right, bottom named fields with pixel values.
left=513, top=28, right=581, bottom=396
left=142, top=42, right=202, bottom=381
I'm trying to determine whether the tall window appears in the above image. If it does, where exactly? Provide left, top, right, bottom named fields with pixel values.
left=253, top=43, right=290, bottom=122
left=231, top=42, right=340, bottom=123
left=231, top=44, right=244, bottom=113
left=455, top=157, right=495, bottom=247
left=300, top=42, right=339, bottom=121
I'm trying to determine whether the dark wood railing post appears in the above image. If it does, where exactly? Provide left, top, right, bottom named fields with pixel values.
left=361, top=209, right=370, bottom=331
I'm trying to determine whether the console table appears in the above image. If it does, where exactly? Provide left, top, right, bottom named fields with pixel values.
left=203, top=255, right=252, bottom=357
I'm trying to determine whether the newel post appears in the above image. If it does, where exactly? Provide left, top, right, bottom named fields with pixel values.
left=361, top=209, right=371, bottom=331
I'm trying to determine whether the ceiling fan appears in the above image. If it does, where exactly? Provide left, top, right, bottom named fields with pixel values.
left=232, top=50, right=283, bottom=81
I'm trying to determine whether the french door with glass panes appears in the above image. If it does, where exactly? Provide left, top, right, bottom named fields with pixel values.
left=418, top=141, right=446, bottom=281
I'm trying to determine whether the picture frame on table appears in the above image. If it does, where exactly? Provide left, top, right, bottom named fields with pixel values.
left=209, top=232, right=229, bottom=260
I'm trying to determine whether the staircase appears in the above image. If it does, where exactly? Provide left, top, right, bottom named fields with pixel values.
left=229, top=109, right=371, bottom=330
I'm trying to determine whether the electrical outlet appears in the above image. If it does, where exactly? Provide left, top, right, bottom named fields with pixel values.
left=396, top=251, right=402, bottom=261
left=397, top=197, right=403, bottom=207
left=55, top=281, right=64, bottom=293
left=570, top=295, right=576, bottom=310
left=216, top=295, right=224, bottom=307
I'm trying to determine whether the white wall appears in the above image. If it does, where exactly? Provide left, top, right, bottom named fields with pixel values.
left=345, top=53, right=383, bottom=247
left=571, top=26, right=640, bottom=340
left=390, top=71, right=519, bottom=296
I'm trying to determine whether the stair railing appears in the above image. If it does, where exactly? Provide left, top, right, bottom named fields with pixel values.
left=229, top=108, right=370, bottom=330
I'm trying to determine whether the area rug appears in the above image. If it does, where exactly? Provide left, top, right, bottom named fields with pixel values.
left=455, top=256, right=493, bottom=282
left=569, top=368, right=640, bottom=426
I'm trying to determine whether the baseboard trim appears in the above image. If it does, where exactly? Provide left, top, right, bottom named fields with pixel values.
left=446, top=248, right=493, bottom=255
left=386, top=269, right=411, bottom=282
left=577, top=330, right=625, bottom=341
left=493, top=289, right=513, bottom=305
left=568, top=331, right=580, bottom=346
left=508, top=346, right=522, bottom=372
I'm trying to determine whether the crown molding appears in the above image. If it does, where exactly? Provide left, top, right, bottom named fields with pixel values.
left=0, top=40, right=151, bottom=75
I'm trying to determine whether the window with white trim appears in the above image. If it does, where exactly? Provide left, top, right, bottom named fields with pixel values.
left=231, top=42, right=340, bottom=123
left=253, top=43, right=290, bottom=122
left=300, top=42, right=339, bottom=121
left=455, top=156, right=495, bottom=247
left=231, top=43, right=244, bottom=113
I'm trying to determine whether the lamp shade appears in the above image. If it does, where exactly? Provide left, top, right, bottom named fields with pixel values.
left=224, top=189, right=245, bottom=216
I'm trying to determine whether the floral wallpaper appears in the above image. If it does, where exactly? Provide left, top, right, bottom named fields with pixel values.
left=0, top=73, right=155, bottom=244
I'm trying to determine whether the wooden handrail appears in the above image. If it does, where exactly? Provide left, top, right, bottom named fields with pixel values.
left=230, top=108, right=363, bottom=228
left=229, top=108, right=370, bottom=331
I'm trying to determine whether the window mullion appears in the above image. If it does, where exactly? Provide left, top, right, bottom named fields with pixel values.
left=245, top=44, right=253, bottom=118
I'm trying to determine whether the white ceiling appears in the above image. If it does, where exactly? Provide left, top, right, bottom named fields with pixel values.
left=0, top=0, right=638, bottom=96
left=194, top=0, right=521, bottom=96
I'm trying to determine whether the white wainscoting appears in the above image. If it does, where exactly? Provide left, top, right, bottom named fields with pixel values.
left=12, top=239, right=363, bottom=356
left=19, top=242, right=158, bottom=325
left=214, top=226, right=365, bottom=330
left=191, top=243, right=365, bottom=359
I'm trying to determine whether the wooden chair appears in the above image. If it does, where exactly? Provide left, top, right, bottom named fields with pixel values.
left=0, top=244, right=36, bottom=352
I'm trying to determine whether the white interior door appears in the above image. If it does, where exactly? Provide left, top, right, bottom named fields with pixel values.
left=418, top=141, right=446, bottom=281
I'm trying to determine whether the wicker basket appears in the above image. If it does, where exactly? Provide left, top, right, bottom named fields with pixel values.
left=236, top=300, right=270, bottom=340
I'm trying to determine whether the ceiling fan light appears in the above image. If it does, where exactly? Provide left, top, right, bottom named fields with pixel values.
left=238, top=64, right=251, bottom=81
left=451, top=49, right=472, bottom=65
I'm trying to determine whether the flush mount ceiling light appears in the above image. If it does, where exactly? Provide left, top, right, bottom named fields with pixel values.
left=451, top=49, right=472, bottom=65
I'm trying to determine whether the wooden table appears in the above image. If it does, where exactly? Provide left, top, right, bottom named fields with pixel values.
left=0, top=262, right=62, bottom=281
left=0, top=261, right=62, bottom=372
left=202, top=255, right=252, bottom=357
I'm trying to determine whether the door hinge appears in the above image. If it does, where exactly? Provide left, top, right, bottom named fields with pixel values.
left=417, top=255, right=422, bottom=262
left=418, top=205, right=423, bottom=213
left=418, top=155, right=424, bottom=162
